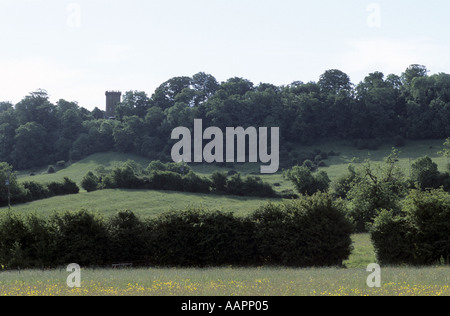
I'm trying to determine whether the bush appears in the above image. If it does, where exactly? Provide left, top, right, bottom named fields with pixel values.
left=371, top=210, right=416, bottom=265
left=332, top=165, right=356, bottom=199
left=251, top=193, right=354, bottom=267
left=47, top=177, right=80, bottom=196
left=0, top=202, right=355, bottom=269
left=372, top=189, right=450, bottom=265
left=110, top=163, right=145, bottom=189
left=284, top=166, right=331, bottom=196
left=411, top=156, right=440, bottom=189
left=403, top=189, right=450, bottom=264
left=81, top=172, right=100, bottom=192
left=0, top=163, right=30, bottom=206
left=225, top=173, right=244, bottom=196
left=148, top=170, right=184, bottom=191
left=242, top=176, right=276, bottom=197
left=210, top=171, right=228, bottom=192
left=22, top=181, right=50, bottom=201
left=0, top=212, right=29, bottom=268
left=147, top=160, right=191, bottom=175
left=47, top=165, right=55, bottom=174
left=50, top=210, right=110, bottom=266
left=182, top=171, right=211, bottom=193
left=108, top=210, right=148, bottom=264
left=147, top=209, right=256, bottom=267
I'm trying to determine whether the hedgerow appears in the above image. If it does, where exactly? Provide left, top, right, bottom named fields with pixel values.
left=0, top=193, right=353, bottom=268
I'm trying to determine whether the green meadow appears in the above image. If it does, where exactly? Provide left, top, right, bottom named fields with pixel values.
left=4, top=138, right=448, bottom=218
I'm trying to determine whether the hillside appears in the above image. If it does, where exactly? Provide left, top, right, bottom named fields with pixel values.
left=3, top=138, right=447, bottom=218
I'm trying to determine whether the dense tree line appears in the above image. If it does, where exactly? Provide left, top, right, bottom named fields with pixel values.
left=1, top=65, right=450, bottom=170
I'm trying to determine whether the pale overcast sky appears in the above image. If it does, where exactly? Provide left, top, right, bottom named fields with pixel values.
left=1, top=0, right=450, bottom=110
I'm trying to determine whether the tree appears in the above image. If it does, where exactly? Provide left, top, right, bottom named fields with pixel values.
left=116, top=91, right=150, bottom=119
left=151, top=76, right=192, bottom=110
left=192, top=72, right=219, bottom=105
left=332, top=165, right=357, bottom=199
left=354, top=72, right=400, bottom=138
left=439, top=138, right=450, bottom=162
left=347, top=150, right=408, bottom=232
left=319, top=69, right=353, bottom=96
left=14, top=90, right=57, bottom=131
left=410, top=156, right=440, bottom=189
left=219, top=77, right=254, bottom=96
left=11, top=122, right=49, bottom=169
left=402, top=64, right=428, bottom=87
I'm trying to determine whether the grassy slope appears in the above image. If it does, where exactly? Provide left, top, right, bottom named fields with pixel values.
left=4, top=139, right=448, bottom=218
left=4, top=189, right=280, bottom=219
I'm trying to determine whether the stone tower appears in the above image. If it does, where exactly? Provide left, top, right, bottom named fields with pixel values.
left=105, top=91, right=122, bottom=119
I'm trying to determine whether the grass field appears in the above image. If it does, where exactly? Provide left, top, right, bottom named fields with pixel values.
left=2, top=189, right=280, bottom=219
left=1, top=265, right=449, bottom=296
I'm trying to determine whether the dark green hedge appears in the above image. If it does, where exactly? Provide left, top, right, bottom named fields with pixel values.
left=83, top=160, right=278, bottom=198
left=0, top=193, right=354, bottom=269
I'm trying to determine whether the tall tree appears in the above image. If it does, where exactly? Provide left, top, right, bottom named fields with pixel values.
left=11, top=122, right=49, bottom=169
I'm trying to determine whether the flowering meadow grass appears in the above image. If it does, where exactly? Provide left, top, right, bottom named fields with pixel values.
left=1, top=266, right=449, bottom=296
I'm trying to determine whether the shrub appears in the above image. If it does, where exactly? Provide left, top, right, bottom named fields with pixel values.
left=47, top=177, right=80, bottom=196
left=110, top=163, right=145, bottom=189
left=302, top=159, right=317, bottom=172
left=147, top=160, right=192, bottom=175
left=411, top=156, right=440, bottom=189
left=372, top=188, right=450, bottom=265
left=0, top=212, right=29, bottom=268
left=210, top=171, right=228, bottom=192
left=251, top=193, right=354, bottom=267
left=148, top=170, right=184, bottom=191
left=47, top=165, right=55, bottom=174
left=81, top=172, right=100, bottom=193
left=182, top=171, right=211, bottom=193
left=371, top=210, right=416, bottom=265
left=108, top=210, right=148, bottom=264
left=147, top=209, right=256, bottom=267
left=22, top=181, right=50, bottom=201
left=242, top=176, right=276, bottom=198
left=24, top=214, right=53, bottom=267
left=332, top=165, right=357, bottom=199
left=50, top=210, right=110, bottom=266
left=0, top=163, right=30, bottom=206
left=225, top=173, right=245, bottom=196
left=284, top=166, right=331, bottom=196
left=403, top=189, right=450, bottom=264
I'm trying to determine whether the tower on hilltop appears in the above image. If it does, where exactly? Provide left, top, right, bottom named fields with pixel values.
left=105, top=91, right=122, bottom=119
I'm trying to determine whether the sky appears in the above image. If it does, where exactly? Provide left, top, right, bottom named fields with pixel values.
left=1, top=0, right=450, bottom=111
